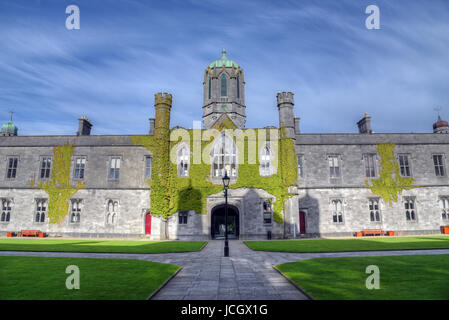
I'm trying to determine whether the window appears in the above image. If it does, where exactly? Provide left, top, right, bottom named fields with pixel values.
left=35, top=199, right=47, bottom=223
left=404, top=198, right=416, bottom=221
left=6, top=157, right=18, bottom=179
left=145, top=156, right=152, bottom=179
left=1, top=199, right=12, bottom=222
left=369, top=199, right=381, bottom=222
left=433, top=155, right=445, bottom=177
left=328, top=155, right=340, bottom=178
left=73, top=156, right=86, bottom=180
left=179, top=211, right=188, bottom=224
left=260, top=144, right=272, bottom=176
left=208, top=77, right=211, bottom=99
left=109, top=157, right=121, bottom=180
left=440, top=198, right=449, bottom=220
left=220, top=74, right=227, bottom=97
left=177, top=146, right=189, bottom=177
left=70, top=199, right=82, bottom=223
left=398, top=155, right=411, bottom=177
left=297, top=155, right=304, bottom=178
left=40, top=157, right=52, bottom=179
left=263, top=201, right=272, bottom=224
left=106, top=200, right=118, bottom=225
left=331, top=199, right=343, bottom=223
left=211, top=134, right=237, bottom=177
left=364, top=154, right=376, bottom=178
left=237, top=76, right=240, bottom=99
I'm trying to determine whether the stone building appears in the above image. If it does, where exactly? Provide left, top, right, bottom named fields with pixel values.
left=1, top=49, right=449, bottom=239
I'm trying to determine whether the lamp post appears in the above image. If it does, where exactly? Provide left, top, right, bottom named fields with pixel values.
left=222, top=172, right=230, bottom=257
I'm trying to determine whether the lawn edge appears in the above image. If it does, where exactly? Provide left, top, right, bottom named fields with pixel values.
left=147, top=266, right=182, bottom=300
left=243, top=241, right=449, bottom=254
left=272, top=264, right=314, bottom=300
left=0, top=241, right=208, bottom=254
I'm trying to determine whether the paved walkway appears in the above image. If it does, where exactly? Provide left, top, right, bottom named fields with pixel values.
left=2, top=241, right=449, bottom=300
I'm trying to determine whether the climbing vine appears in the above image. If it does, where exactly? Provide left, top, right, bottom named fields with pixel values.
left=365, top=143, right=416, bottom=206
left=131, top=126, right=298, bottom=225
left=30, top=141, right=85, bottom=224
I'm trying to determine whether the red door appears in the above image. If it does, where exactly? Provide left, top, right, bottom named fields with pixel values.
left=299, top=211, right=306, bottom=235
left=145, top=213, right=151, bottom=235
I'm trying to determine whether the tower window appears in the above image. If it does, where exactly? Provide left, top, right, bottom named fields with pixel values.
left=260, top=144, right=272, bottom=176
left=237, top=76, right=240, bottom=99
left=220, top=74, right=227, bottom=97
left=208, top=77, right=211, bottom=99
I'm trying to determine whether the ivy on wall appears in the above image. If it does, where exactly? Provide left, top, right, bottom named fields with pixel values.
left=30, top=142, right=85, bottom=224
left=365, top=143, right=415, bottom=206
left=131, top=126, right=298, bottom=225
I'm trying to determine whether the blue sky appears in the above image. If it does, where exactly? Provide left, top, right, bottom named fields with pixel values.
left=0, top=0, right=448, bottom=135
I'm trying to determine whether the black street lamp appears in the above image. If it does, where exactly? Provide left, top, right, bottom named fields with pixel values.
left=222, top=171, right=231, bottom=257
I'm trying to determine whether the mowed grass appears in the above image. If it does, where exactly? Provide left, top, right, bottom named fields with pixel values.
left=245, top=236, right=449, bottom=253
left=275, top=254, right=449, bottom=300
left=0, top=256, right=179, bottom=300
left=0, top=239, right=206, bottom=253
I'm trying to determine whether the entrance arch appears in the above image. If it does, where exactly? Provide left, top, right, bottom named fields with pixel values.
left=211, top=204, right=239, bottom=239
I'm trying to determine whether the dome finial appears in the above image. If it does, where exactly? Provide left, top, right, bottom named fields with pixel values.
left=222, top=46, right=226, bottom=57
left=9, top=109, right=14, bottom=122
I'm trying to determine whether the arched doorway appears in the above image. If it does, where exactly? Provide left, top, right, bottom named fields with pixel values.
left=211, top=204, right=239, bottom=239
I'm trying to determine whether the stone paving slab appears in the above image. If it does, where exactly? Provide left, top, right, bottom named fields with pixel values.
left=1, top=241, right=449, bottom=300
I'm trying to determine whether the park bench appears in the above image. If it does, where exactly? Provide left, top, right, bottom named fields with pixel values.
left=355, top=229, right=387, bottom=237
left=441, top=226, right=449, bottom=234
left=362, top=229, right=384, bottom=236
left=18, top=230, right=41, bottom=237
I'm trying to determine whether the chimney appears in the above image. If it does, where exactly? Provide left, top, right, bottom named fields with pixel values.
left=149, top=118, right=155, bottom=135
left=294, top=116, right=300, bottom=134
left=357, top=113, right=372, bottom=134
left=77, top=116, right=92, bottom=136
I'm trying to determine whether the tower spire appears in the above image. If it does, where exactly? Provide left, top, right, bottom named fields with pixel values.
left=9, top=109, right=14, bottom=122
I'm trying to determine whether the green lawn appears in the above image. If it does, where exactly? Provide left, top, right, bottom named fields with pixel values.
left=245, top=236, right=449, bottom=253
left=275, top=254, right=449, bottom=300
left=0, top=256, right=179, bottom=300
left=0, top=238, right=206, bottom=253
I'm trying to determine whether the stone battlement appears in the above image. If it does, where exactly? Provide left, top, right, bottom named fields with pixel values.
left=155, top=92, right=173, bottom=107
left=276, top=92, right=294, bottom=106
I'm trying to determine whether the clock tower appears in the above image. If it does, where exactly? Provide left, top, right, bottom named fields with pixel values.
left=202, top=48, right=246, bottom=129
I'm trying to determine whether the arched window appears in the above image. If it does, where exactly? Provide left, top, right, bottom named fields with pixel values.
left=177, top=145, right=190, bottom=177
left=70, top=199, right=81, bottom=223
left=35, top=200, right=46, bottom=223
left=440, top=198, right=449, bottom=220
left=332, top=199, right=343, bottom=223
left=1, top=199, right=12, bottom=222
left=208, top=77, right=211, bottom=99
left=237, top=76, right=240, bottom=99
left=220, top=74, right=227, bottom=97
left=260, top=144, right=272, bottom=176
left=211, top=134, right=237, bottom=177
left=106, top=200, right=118, bottom=225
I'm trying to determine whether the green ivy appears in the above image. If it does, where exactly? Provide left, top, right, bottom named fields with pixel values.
left=30, top=142, right=84, bottom=224
left=131, top=126, right=298, bottom=225
left=365, top=143, right=416, bottom=206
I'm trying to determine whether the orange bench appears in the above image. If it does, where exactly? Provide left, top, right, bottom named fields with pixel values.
left=362, top=229, right=384, bottom=236
left=441, top=226, right=449, bottom=234
left=18, top=230, right=41, bottom=237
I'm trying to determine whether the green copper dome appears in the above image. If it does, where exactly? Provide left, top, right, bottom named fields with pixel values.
left=208, top=48, right=240, bottom=69
left=1, top=118, right=18, bottom=136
